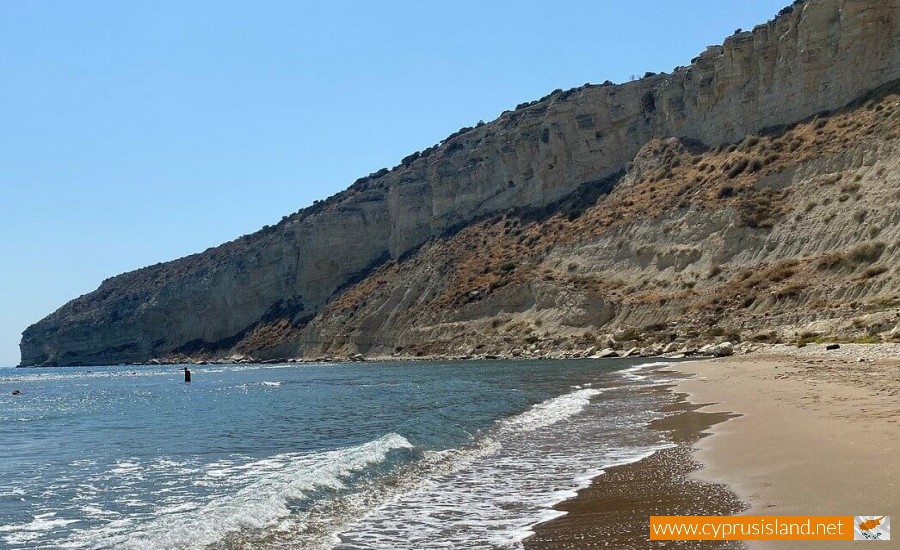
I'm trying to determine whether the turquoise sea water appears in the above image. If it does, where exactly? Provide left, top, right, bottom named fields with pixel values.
left=0, top=359, right=676, bottom=549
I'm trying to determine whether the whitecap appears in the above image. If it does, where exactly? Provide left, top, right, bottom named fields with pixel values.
left=63, top=433, right=413, bottom=550
left=0, top=512, right=81, bottom=545
left=620, top=361, right=673, bottom=382
left=499, top=387, right=603, bottom=433
left=336, top=386, right=673, bottom=549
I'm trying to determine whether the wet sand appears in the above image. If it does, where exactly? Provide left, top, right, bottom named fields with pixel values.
left=524, top=385, right=745, bottom=549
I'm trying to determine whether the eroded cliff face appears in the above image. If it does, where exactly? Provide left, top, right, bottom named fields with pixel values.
left=297, top=98, right=900, bottom=359
left=20, top=0, right=900, bottom=366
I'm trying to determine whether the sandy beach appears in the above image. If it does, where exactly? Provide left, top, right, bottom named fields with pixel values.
left=673, top=345, right=899, bottom=549
left=524, top=386, right=744, bottom=549
left=528, top=344, right=898, bottom=548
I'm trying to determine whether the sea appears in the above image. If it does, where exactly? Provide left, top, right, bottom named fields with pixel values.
left=0, top=359, right=680, bottom=549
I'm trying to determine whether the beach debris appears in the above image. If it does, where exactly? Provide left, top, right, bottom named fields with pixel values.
left=825, top=343, right=841, bottom=350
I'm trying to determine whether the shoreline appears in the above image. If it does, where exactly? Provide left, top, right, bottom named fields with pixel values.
left=12, top=351, right=703, bottom=368
left=529, top=345, right=898, bottom=549
left=14, top=339, right=752, bottom=368
left=671, top=349, right=898, bottom=549
left=7, top=348, right=897, bottom=546
left=18, top=342, right=899, bottom=369
left=524, top=383, right=745, bottom=549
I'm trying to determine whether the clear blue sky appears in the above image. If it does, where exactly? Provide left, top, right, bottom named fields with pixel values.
left=0, top=0, right=790, bottom=366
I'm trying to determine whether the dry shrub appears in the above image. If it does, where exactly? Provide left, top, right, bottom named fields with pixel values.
left=818, top=242, right=887, bottom=270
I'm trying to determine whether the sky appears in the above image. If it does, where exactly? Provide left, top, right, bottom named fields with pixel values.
left=0, top=0, right=791, bottom=366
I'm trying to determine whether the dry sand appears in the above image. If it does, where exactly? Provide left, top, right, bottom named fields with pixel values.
left=673, top=345, right=899, bottom=549
left=527, top=344, right=898, bottom=549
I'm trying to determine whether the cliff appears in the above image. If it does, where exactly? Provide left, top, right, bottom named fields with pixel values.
left=301, top=100, right=900, bottom=359
left=20, top=0, right=900, bottom=366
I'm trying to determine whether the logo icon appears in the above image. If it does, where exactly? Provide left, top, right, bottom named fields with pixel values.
left=855, top=516, right=890, bottom=540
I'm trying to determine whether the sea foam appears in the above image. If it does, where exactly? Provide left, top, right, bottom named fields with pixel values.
left=62, top=433, right=412, bottom=549
left=336, top=382, right=672, bottom=549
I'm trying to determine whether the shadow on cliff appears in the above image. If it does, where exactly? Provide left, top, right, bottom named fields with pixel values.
left=398, top=169, right=632, bottom=265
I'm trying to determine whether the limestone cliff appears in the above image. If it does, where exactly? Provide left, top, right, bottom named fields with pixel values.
left=20, top=0, right=900, bottom=366
left=301, top=102, right=900, bottom=359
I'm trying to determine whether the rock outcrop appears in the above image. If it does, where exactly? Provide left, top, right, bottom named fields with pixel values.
left=20, top=0, right=900, bottom=366
left=295, top=113, right=900, bottom=359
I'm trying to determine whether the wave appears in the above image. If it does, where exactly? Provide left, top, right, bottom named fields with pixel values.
left=0, top=513, right=80, bottom=546
left=21, top=370, right=673, bottom=549
left=61, top=433, right=413, bottom=549
left=619, top=361, right=674, bottom=382
left=334, top=385, right=672, bottom=549
left=498, top=387, right=603, bottom=433
left=146, top=386, right=635, bottom=549
left=224, top=389, right=615, bottom=549
left=234, top=380, right=283, bottom=390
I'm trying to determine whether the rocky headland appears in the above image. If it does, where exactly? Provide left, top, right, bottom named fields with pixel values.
left=20, top=0, right=900, bottom=367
